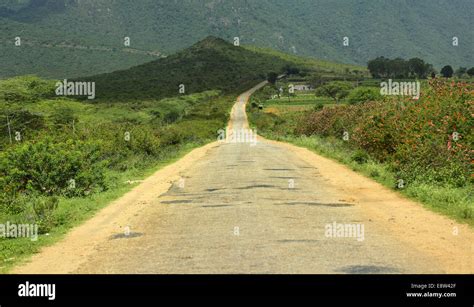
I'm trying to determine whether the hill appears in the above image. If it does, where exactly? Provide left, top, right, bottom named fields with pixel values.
left=83, top=36, right=360, bottom=101
left=0, top=0, right=472, bottom=78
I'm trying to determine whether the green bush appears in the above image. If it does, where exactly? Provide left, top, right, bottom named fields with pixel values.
left=33, top=196, right=59, bottom=233
left=0, top=76, right=55, bottom=103
left=49, top=107, right=78, bottom=127
left=351, top=150, right=369, bottom=164
left=347, top=87, right=382, bottom=105
left=315, top=81, right=353, bottom=103
left=0, top=137, right=108, bottom=200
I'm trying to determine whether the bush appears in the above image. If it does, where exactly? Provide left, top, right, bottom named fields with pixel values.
left=296, top=79, right=473, bottom=187
left=33, top=196, right=59, bottom=233
left=0, top=137, right=108, bottom=200
left=315, top=81, right=353, bottom=103
left=0, top=110, right=45, bottom=145
left=351, top=150, right=369, bottom=164
left=50, top=107, right=78, bottom=127
left=0, top=76, right=56, bottom=103
left=347, top=87, right=382, bottom=105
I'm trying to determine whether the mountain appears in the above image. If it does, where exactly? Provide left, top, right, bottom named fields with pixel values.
left=0, top=0, right=472, bottom=78
left=83, top=36, right=288, bottom=101
left=83, top=36, right=357, bottom=101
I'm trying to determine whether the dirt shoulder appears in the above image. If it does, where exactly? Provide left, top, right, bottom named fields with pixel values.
left=264, top=138, right=473, bottom=273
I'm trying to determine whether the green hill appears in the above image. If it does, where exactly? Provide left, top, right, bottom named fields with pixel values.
left=0, top=0, right=472, bottom=78
left=84, top=36, right=359, bottom=101
left=83, top=36, right=286, bottom=101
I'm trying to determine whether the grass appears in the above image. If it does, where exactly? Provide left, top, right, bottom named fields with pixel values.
left=0, top=140, right=205, bottom=273
left=21, top=90, right=221, bottom=125
left=265, top=95, right=333, bottom=106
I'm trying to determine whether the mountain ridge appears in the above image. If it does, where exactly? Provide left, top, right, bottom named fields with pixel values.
left=0, top=0, right=472, bottom=78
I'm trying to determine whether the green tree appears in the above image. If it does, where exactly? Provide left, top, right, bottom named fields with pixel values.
left=267, top=72, right=278, bottom=85
left=455, top=67, right=467, bottom=78
left=368, top=57, right=389, bottom=78
left=440, top=65, right=454, bottom=78
left=408, top=58, right=430, bottom=78
left=283, top=64, right=300, bottom=75
left=308, top=73, right=324, bottom=88
left=387, top=58, right=408, bottom=78
left=467, top=67, right=474, bottom=77
left=315, top=81, right=352, bottom=103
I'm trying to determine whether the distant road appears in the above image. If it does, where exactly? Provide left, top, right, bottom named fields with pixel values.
left=14, top=82, right=473, bottom=274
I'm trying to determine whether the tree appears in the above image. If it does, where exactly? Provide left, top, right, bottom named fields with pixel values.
left=440, top=65, right=454, bottom=78
left=368, top=57, right=389, bottom=78
left=388, top=57, right=409, bottom=78
left=467, top=67, right=474, bottom=77
left=308, top=73, right=324, bottom=88
left=315, top=81, right=352, bottom=103
left=267, top=72, right=278, bottom=85
left=368, top=56, right=434, bottom=79
left=455, top=67, right=467, bottom=78
left=408, top=58, right=430, bottom=78
left=283, top=64, right=300, bottom=75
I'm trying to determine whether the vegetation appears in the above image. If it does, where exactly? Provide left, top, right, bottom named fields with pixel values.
left=441, top=65, right=454, bottom=78
left=83, top=37, right=293, bottom=101
left=467, top=67, right=474, bottom=77
left=367, top=57, right=434, bottom=79
left=1, top=0, right=472, bottom=78
left=347, top=87, right=382, bottom=105
left=314, top=81, right=353, bottom=104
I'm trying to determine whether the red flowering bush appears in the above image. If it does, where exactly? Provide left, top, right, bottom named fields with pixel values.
left=296, top=79, right=473, bottom=187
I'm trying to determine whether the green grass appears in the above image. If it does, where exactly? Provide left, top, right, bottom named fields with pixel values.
left=22, top=90, right=221, bottom=125
left=0, top=140, right=205, bottom=273
left=265, top=95, right=333, bottom=105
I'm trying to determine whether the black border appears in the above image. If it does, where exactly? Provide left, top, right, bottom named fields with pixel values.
left=0, top=274, right=472, bottom=305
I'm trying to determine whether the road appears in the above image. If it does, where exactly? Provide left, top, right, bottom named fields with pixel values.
left=14, top=82, right=473, bottom=274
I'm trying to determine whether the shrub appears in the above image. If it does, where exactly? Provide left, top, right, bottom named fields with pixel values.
left=33, top=196, right=59, bottom=233
left=296, top=79, right=473, bottom=187
left=351, top=150, right=369, bottom=164
left=0, top=76, right=55, bottom=103
left=315, top=81, right=353, bottom=103
left=347, top=87, right=382, bottom=105
left=50, top=107, right=78, bottom=127
left=0, top=137, right=108, bottom=200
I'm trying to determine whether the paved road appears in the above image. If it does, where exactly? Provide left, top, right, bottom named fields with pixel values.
left=15, top=83, right=473, bottom=274
left=72, top=83, right=468, bottom=274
